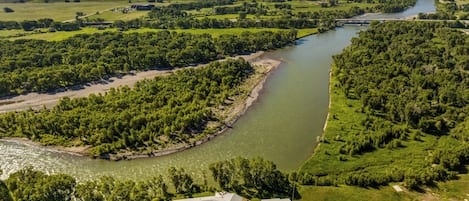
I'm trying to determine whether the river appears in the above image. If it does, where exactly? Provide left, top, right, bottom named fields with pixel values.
left=0, top=0, right=435, bottom=181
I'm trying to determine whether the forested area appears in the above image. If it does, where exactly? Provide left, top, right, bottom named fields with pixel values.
left=0, top=59, right=257, bottom=156
left=0, top=157, right=292, bottom=201
left=0, top=30, right=296, bottom=96
left=299, top=22, right=469, bottom=189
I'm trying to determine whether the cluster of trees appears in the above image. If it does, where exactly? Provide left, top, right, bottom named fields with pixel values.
left=213, top=2, right=267, bottom=15
left=114, top=17, right=318, bottom=30
left=166, top=0, right=235, bottom=11
left=333, top=22, right=468, bottom=134
left=0, top=157, right=292, bottom=200
left=209, top=157, right=293, bottom=199
left=0, top=59, right=256, bottom=156
left=299, top=21, right=468, bottom=189
left=0, top=30, right=296, bottom=96
left=417, top=12, right=457, bottom=20
left=0, top=19, right=80, bottom=31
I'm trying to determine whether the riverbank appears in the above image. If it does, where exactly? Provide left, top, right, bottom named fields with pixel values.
left=0, top=52, right=282, bottom=160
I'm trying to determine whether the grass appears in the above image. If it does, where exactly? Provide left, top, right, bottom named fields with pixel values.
left=297, top=171, right=469, bottom=200
left=4, top=27, right=318, bottom=41
left=84, top=9, right=149, bottom=21
left=0, top=2, right=133, bottom=21
left=0, top=29, right=28, bottom=37
left=298, top=185, right=421, bottom=201
left=456, top=0, right=469, bottom=5
left=8, top=27, right=118, bottom=40
left=430, top=170, right=469, bottom=200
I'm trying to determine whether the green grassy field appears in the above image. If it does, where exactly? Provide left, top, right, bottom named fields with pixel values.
left=298, top=168, right=469, bottom=201
left=7, top=27, right=119, bottom=40
left=456, top=0, right=469, bottom=5
left=0, top=2, right=133, bottom=21
left=3, top=27, right=318, bottom=41
left=298, top=185, right=420, bottom=201
left=84, top=9, right=149, bottom=21
left=0, top=29, right=29, bottom=37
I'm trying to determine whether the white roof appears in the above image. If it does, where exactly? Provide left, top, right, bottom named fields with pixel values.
left=174, top=192, right=244, bottom=201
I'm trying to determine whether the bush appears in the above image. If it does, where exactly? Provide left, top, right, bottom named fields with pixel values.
left=3, top=7, right=14, bottom=13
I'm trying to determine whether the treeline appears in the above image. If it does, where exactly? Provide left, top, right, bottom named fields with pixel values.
left=115, top=17, right=318, bottom=30
left=165, top=0, right=235, bottom=11
left=0, top=59, right=256, bottom=156
left=419, top=1, right=469, bottom=20
left=0, top=19, right=80, bottom=31
left=299, top=22, right=469, bottom=189
left=0, top=30, right=296, bottom=96
left=213, top=2, right=267, bottom=15
left=0, top=157, right=294, bottom=200
left=209, top=157, right=292, bottom=198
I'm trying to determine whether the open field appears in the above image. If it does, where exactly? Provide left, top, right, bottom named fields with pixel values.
left=299, top=168, right=469, bottom=201
left=298, top=185, right=419, bottom=201
left=84, top=9, right=149, bottom=21
left=5, top=27, right=118, bottom=40
left=456, top=0, right=469, bottom=5
left=0, top=29, right=28, bottom=38
left=0, top=2, right=132, bottom=21
left=2, top=27, right=318, bottom=40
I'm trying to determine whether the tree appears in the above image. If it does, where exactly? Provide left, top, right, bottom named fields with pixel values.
left=3, top=7, right=14, bottom=13
left=20, top=20, right=38, bottom=31
left=6, top=166, right=76, bottom=201
left=167, top=167, right=194, bottom=194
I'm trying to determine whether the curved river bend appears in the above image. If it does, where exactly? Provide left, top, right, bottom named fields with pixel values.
left=0, top=0, right=435, bottom=181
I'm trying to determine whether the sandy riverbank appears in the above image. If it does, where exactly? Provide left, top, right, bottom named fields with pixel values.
left=0, top=52, right=282, bottom=160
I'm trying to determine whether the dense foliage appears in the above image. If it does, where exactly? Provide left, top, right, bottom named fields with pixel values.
left=0, top=59, right=255, bottom=156
left=300, top=22, right=469, bottom=189
left=209, top=157, right=293, bottom=199
left=0, top=19, right=80, bottom=31
left=0, top=30, right=296, bottom=96
left=0, top=157, right=292, bottom=201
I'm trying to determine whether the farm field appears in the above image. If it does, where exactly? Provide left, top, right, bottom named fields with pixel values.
left=0, top=2, right=130, bottom=21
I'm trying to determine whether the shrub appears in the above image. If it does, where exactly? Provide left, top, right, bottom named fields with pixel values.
left=3, top=7, right=14, bottom=13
